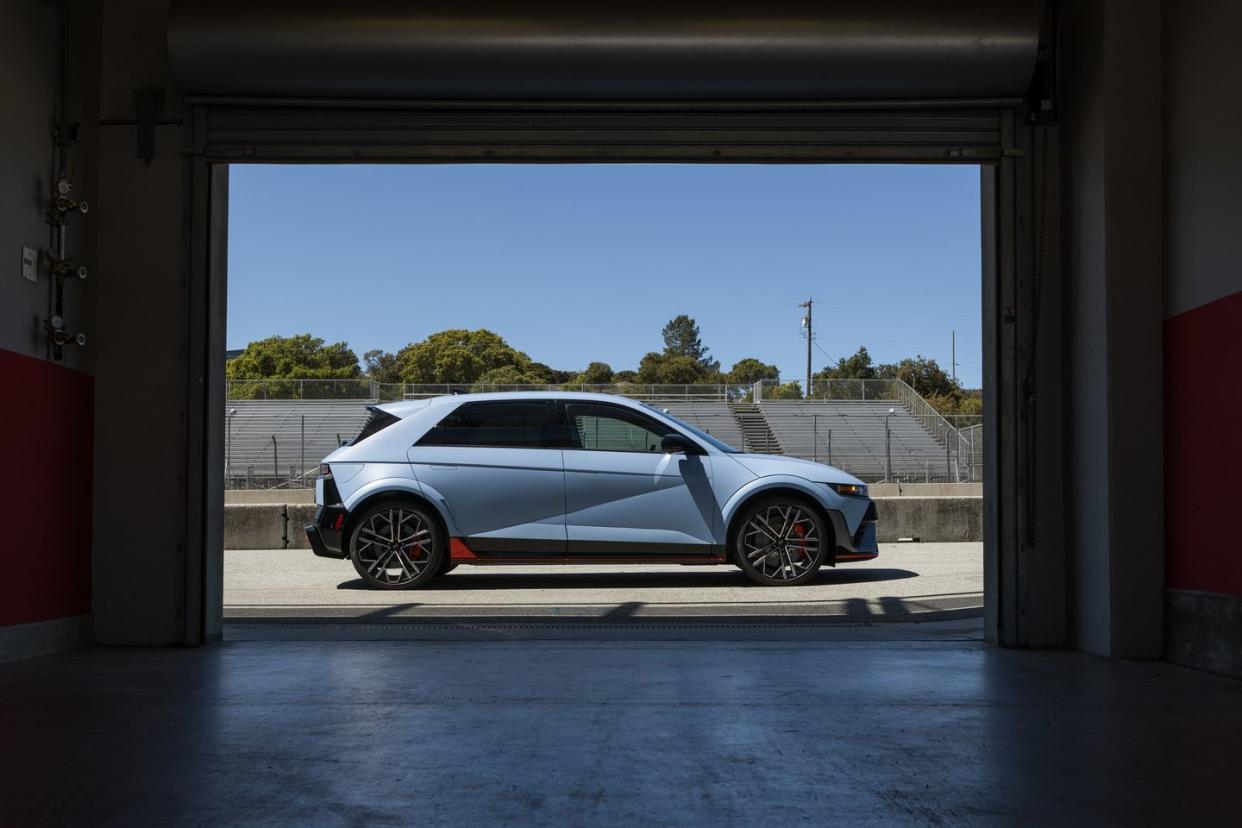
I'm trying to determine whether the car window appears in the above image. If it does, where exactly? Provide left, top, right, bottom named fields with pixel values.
left=418, top=401, right=556, bottom=448
left=349, top=406, right=400, bottom=446
left=565, top=402, right=672, bottom=453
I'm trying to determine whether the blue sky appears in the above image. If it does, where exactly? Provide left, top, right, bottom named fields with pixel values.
left=228, top=164, right=982, bottom=387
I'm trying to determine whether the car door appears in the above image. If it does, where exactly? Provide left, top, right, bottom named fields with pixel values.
left=560, top=401, right=716, bottom=558
left=406, top=399, right=566, bottom=557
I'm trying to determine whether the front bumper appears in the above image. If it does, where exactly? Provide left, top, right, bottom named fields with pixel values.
left=828, top=499, right=879, bottom=563
left=306, top=504, right=349, bottom=559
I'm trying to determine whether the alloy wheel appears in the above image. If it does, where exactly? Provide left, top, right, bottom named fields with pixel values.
left=740, top=504, right=821, bottom=582
left=354, top=507, right=434, bottom=586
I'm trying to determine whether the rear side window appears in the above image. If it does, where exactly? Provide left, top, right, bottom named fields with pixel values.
left=418, top=401, right=557, bottom=448
left=351, top=407, right=400, bottom=446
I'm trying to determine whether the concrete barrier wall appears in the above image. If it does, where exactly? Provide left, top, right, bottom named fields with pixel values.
left=868, top=483, right=982, bottom=498
left=225, top=504, right=289, bottom=549
left=224, top=497, right=983, bottom=550
left=286, top=505, right=317, bottom=550
left=225, top=489, right=315, bottom=504
left=873, top=497, right=982, bottom=543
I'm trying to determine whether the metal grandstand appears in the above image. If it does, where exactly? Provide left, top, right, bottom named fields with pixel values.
left=224, top=380, right=980, bottom=487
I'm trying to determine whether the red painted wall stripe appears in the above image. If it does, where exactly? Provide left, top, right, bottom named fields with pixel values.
left=1164, top=289, right=1242, bottom=595
left=0, top=348, right=94, bottom=626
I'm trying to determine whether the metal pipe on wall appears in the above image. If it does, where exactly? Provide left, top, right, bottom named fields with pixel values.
left=167, top=0, right=1039, bottom=101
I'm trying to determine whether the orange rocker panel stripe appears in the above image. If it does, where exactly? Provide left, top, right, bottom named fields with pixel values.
left=449, top=538, right=478, bottom=560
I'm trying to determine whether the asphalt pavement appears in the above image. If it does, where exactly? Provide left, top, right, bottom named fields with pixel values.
left=224, top=543, right=982, bottom=630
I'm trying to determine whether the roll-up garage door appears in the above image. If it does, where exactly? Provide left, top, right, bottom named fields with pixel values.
left=168, top=0, right=1038, bottom=162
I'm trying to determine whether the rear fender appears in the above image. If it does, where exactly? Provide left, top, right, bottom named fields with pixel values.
left=343, top=476, right=460, bottom=537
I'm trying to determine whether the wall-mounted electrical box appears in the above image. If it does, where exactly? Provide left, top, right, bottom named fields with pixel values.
left=21, top=247, right=38, bottom=282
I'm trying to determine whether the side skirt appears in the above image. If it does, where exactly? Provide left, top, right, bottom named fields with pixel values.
left=449, top=537, right=726, bottom=564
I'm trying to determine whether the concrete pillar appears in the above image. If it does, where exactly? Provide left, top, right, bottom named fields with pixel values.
left=1060, top=0, right=1164, bottom=658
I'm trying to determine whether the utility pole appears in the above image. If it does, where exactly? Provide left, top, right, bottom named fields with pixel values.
left=799, top=298, right=813, bottom=398
left=951, top=330, right=957, bottom=382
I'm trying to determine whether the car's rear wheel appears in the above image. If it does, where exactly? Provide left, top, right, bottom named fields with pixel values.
left=733, top=496, right=828, bottom=586
left=349, top=500, right=444, bottom=589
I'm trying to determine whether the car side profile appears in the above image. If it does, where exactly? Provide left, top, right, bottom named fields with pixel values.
left=305, top=392, right=878, bottom=588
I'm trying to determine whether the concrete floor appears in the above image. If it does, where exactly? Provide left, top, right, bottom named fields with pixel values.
left=1, top=639, right=1240, bottom=825
left=224, top=542, right=982, bottom=622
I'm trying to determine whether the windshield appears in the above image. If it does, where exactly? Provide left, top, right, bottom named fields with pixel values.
left=646, top=407, right=740, bottom=453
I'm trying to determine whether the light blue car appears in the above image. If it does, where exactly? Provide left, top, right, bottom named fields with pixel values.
left=305, top=392, right=878, bottom=588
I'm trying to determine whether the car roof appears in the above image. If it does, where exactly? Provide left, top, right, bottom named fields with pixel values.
left=376, top=390, right=656, bottom=418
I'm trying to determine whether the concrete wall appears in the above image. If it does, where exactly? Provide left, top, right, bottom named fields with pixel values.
left=223, top=498, right=983, bottom=550
left=1161, top=0, right=1242, bottom=677
left=0, top=0, right=100, bottom=659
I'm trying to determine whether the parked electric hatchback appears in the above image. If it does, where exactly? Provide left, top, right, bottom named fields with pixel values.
left=305, top=392, right=878, bottom=588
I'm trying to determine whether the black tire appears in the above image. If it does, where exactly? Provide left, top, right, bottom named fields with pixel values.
left=348, top=499, right=445, bottom=589
left=732, top=496, right=829, bottom=586
left=438, top=561, right=458, bottom=575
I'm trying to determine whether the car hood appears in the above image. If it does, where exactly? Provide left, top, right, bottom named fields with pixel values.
left=728, top=453, right=865, bottom=486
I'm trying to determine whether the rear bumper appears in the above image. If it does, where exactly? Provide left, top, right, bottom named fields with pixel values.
left=306, top=504, right=348, bottom=559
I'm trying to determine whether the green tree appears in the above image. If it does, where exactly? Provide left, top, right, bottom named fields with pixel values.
left=815, top=346, right=878, bottom=380
left=614, top=370, right=639, bottom=383
left=473, top=365, right=550, bottom=386
left=575, top=361, right=614, bottom=384
left=362, top=349, right=402, bottom=384
left=227, top=334, right=361, bottom=380
left=765, top=380, right=803, bottom=400
left=661, top=314, right=720, bottom=371
left=395, top=329, right=535, bottom=384
left=726, top=357, right=780, bottom=385
left=637, top=351, right=714, bottom=384
left=524, top=362, right=576, bottom=384
left=226, top=334, right=361, bottom=398
left=882, top=355, right=959, bottom=399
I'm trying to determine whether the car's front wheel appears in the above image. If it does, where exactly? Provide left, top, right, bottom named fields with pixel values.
left=349, top=500, right=444, bottom=589
left=732, top=497, right=828, bottom=586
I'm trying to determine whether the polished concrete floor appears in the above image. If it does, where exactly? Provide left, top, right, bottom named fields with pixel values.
left=1, top=639, right=1240, bottom=825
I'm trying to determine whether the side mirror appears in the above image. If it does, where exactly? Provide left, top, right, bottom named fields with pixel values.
left=661, top=433, right=701, bottom=454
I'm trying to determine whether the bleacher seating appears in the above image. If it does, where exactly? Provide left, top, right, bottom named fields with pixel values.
left=758, top=400, right=955, bottom=481
left=648, top=401, right=747, bottom=452
left=225, top=400, right=372, bottom=483
left=225, top=397, right=749, bottom=485
left=225, top=395, right=959, bottom=486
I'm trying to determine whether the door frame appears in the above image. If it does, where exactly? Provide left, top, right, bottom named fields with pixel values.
left=188, top=103, right=1062, bottom=647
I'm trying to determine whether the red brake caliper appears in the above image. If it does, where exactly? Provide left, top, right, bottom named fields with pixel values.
left=791, top=522, right=808, bottom=557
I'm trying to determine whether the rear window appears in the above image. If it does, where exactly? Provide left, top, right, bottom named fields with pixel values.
left=350, top=407, right=400, bottom=445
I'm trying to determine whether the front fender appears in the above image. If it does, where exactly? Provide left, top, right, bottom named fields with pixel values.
left=720, top=474, right=834, bottom=528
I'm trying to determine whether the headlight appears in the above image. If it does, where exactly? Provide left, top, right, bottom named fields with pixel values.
left=825, top=482, right=868, bottom=497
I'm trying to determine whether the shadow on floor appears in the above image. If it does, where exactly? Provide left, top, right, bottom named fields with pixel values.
left=335, top=567, right=920, bottom=591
